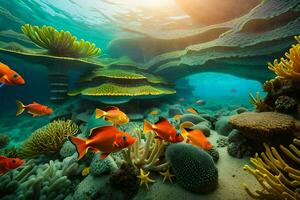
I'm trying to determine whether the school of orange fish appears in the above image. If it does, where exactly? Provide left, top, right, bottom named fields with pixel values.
left=0, top=62, right=212, bottom=176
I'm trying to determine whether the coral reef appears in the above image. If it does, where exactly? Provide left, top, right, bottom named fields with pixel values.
left=122, top=131, right=169, bottom=171
left=90, top=154, right=118, bottom=176
left=243, top=138, right=300, bottom=199
left=275, top=96, right=297, bottom=113
left=165, top=143, right=218, bottom=193
left=0, top=133, right=9, bottom=149
left=60, top=140, right=77, bottom=158
left=0, top=157, right=82, bottom=199
left=229, top=112, right=295, bottom=140
left=21, top=24, right=101, bottom=57
left=268, top=35, right=300, bottom=80
left=109, top=163, right=139, bottom=198
left=249, top=92, right=272, bottom=112
left=19, top=119, right=79, bottom=158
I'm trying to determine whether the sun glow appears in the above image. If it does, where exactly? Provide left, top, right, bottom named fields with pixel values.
left=109, top=0, right=174, bottom=8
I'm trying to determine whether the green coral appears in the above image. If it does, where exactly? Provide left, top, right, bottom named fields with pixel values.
left=19, top=119, right=78, bottom=158
left=69, top=83, right=176, bottom=97
left=165, top=143, right=218, bottom=193
left=21, top=24, right=101, bottom=58
left=80, top=69, right=146, bottom=82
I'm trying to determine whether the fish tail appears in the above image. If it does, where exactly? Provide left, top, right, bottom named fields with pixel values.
left=95, top=108, right=106, bottom=119
left=69, top=136, right=88, bottom=160
left=143, top=120, right=153, bottom=134
left=16, top=100, right=25, bottom=116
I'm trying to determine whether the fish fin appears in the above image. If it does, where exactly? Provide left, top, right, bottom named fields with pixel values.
left=180, top=121, right=195, bottom=137
left=187, top=107, right=198, bottom=114
left=95, top=108, right=106, bottom=119
left=89, top=126, right=118, bottom=138
left=154, top=135, right=163, bottom=140
left=16, top=100, right=25, bottom=116
left=28, top=111, right=39, bottom=117
left=2, top=75, right=9, bottom=83
left=0, top=83, right=4, bottom=88
left=155, top=117, right=172, bottom=128
left=90, top=147, right=100, bottom=153
left=105, top=106, right=119, bottom=111
left=69, top=136, right=88, bottom=160
left=143, top=120, right=153, bottom=134
left=100, top=153, right=109, bottom=160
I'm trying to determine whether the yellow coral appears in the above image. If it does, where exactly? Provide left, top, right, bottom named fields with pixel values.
left=249, top=92, right=272, bottom=112
left=19, top=119, right=78, bottom=158
left=268, top=35, right=300, bottom=79
left=243, top=138, right=300, bottom=200
left=122, top=131, right=169, bottom=171
left=137, top=168, right=155, bottom=190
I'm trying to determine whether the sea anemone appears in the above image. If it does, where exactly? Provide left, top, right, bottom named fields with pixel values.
left=21, top=24, right=101, bottom=58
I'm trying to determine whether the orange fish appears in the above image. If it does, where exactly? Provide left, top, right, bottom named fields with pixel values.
left=0, top=156, right=24, bottom=175
left=70, top=126, right=135, bottom=160
left=143, top=117, right=184, bottom=143
left=150, top=110, right=158, bottom=115
left=95, top=107, right=129, bottom=125
left=187, top=107, right=198, bottom=114
left=0, top=62, right=25, bottom=86
left=173, top=115, right=182, bottom=120
left=16, top=100, right=53, bottom=117
left=180, top=122, right=212, bottom=150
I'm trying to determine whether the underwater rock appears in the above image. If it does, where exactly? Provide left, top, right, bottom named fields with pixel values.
left=60, top=141, right=77, bottom=158
left=215, top=116, right=234, bottom=136
left=206, top=147, right=220, bottom=163
left=0, top=133, right=9, bottom=149
left=227, top=130, right=254, bottom=158
left=229, top=112, right=296, bottom=140
left=90, top=154, right=118, bottom=177
left=199, top=114, right=217, bottom=124
left=74, top=174, right=109, bottom=200
left=108, top=163, right=139, bottom=199
left=166, top=143, right=218, bottom=193
left=179, top=114, right=207, bottom=125
left=228, top=130, right=247, bottom=144
left=128, top=114, right=144, bottom=121
left=274, top=95, right=297, bottom=113
left=176, top=0, right=260, bottom=25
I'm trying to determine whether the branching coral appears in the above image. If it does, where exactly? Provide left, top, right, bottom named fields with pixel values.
left=243, top=138, right=300, bottom=200
left=19, top=119, right=79, bottom=158
left=21, top=24, right=101, bottom=57
left=121, top=131, right=169, bottom=171
left=249, top=92, right=272, bottom=112
left=268, top=35, right=300, bottom=79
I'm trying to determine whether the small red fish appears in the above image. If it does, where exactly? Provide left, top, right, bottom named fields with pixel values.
left=187, top=107, right=198, bottom=114
left=0, top=62, right=25, bottom=86
left=143, top=117, right=184, bottom=143
left=0, top=156, right=24, bottom=175
left=70, top=126, right=135, bottom=160
left=16, top=100, right=53, bottom=117
left=180, top=122, right=212, bottom=150
left=95, top=107, right=129, bottom=125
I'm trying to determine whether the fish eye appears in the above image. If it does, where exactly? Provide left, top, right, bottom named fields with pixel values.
left=12, top=159, right=16, bottom=164
left=13, top=74, right=18, bottom=79
left=122, top=136, right=127, bottom=141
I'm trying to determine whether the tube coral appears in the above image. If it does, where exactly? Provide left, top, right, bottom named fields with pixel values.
left=19, top=119, right=79, bottom=158
left=121, top=130, right=169, bottom=171
left=21, top=24, right=101, bottom=57
left=243, top=138, right=300, bottom=200
left=268, top=35, right=300, bottom=80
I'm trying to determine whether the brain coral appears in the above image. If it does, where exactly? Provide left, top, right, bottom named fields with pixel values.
left=165, top=143, right=218, bottom=193
left=19, top=119, right=79, bottom=158
left=229, top=112, right=295, bottom=139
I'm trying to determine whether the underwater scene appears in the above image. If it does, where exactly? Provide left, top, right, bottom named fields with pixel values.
left=0, top=0, right=300, bottom=199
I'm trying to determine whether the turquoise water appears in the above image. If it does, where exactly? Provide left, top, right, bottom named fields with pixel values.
left=0, top=1, right=299, bottom=200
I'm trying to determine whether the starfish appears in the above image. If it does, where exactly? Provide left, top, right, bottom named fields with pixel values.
left=160, top=168, right=175, bottom=183
left=137, top=168, right=155, bottom=190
